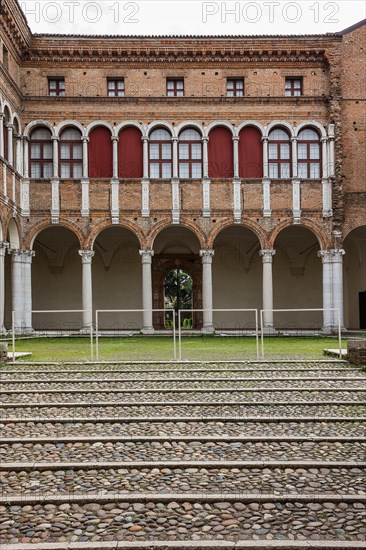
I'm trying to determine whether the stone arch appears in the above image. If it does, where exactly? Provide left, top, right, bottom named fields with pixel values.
left=236, top=121, right=265, bottom=136
left=265, top=121, right=295, bottom=138
left=147, top=219, right=206, bottom=250
left=114, top=121, right=145, bottom=138
left=85, top=120, right=114, bottom=137
left=294, top=121, right=327, bottom=138
left=55, top=120, right=86, bottom=138
left=147, top=121, right=174, bottom=137
left=6, top=218, right=20, bottom=249
left=343, top=225, right=366, bottom=329
left=12, top=114, right=21, bottom=133
left=269, top=219, right=329, bottom=250
left=3, top=104, right=12, bottom=123
left=85, top=220, right=145, bottom=249
left=23, top=120, right=55, bottom=138
left=206, top=121, right=235, bottom=137
left=343, top=221, right=366, bottom=240
left=208, top=220, right=266, bottom=249
left=25, top=219, right=84, bottom=249
left=176, top=121, right=204, bottom=137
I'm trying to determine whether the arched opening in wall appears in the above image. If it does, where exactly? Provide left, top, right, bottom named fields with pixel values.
left=273, top=226, right=322, bottom=330
left=152, top=226, right=202, bottom=329
left=208, top=126, right=233, bottom=178
left=59, top=127, right=82, bottom=179
left=12, top=118, right=19, bottom=172
left=3, top=106, right=11, bottom=161
left=29, top=126, right=53, bottom=179
left=164, top=269, right=193, bottom=328
left=118, top=126, right=143, bottom=178
left=31, top=227, right=82, bottom=330
left=213, top=226, right=261, bottom=330
left=344, top=225, right=366, bottom=329
left=239, top=126, right=263, bottom=178
left=4, top=219, right=20, bottom=329
left=88, top=126, right=113, bottom=178
left=92, top=226, right=141, bottom=330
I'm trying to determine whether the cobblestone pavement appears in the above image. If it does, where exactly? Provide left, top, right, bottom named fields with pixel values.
left=0, top=360, right=365, bottom=547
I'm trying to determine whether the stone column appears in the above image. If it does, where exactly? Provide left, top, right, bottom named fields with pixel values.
left=233, top=136, right=239, bottom=178
left=52, top=136, right=59, bottom=178
left=332, top=249, right=345, bottom=329
left=112, top=136, right=119, bottom=179
left=10, top=249, right=24, bottom=331
left=79, top=250, right=94, bottom=331
left=260, top=249, right=276, bottom=331
left=23, top=136, right=29, bottom=178
left=15, top=134, right=22, bottom=174
left=6, top=124, right=13, bottom=166
left=22, top=250, right=35, bottom=332
left=202, top=137, right=209, bottom=178
left=0, top=242, right=9, bottom=333
left=262, top=136, right=269, bottom=178
left=82, top=137, right=89, bottom=179
left=318, top=250, right=333, bottom=332
left=139, top=250, right=154, bottom=334
left=200, top=249, right=215, bottom=333
left=0, top=114, right=4, bottom=157
left=291, top=136, right=298, bottom=178
left=321, top=137, right=328, bottom=179
left=328, top=125, right=335, bottom=177
left=142, top=136, right=149, bottom=178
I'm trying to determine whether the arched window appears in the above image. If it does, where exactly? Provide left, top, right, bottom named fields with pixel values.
left=59, top=127, right=82, bottom=179
left=268, top=128, right=292, bottom=179
left=2, top=108, right=10, bottom=161
left=298, top=128, right=322, bottom=179
left=149, top=128, right=172, bottom=179
left=239, top=126, right=263, bottom=178
left=208, top=126, right=234, bottom=178
left=88, top=126, right=112, bottom=178
left=29, top=127, right=53, bottom=178
left=118, top=126, right=143, bottom=178
left=179, top=128, right=202, bottom=179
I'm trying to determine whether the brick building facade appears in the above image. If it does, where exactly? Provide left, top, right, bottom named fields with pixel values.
left=0, top=0, right=365, bottom=332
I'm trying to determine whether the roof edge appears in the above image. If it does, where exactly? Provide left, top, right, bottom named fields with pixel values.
left=339, top=19, right=366, bottom=35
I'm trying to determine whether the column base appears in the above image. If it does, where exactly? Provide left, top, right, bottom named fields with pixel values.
left=141, top=327, right=155, bottom=335
left=321, top=325, right=346, bottom=335
left=262, top=325, right=277, bottom=335
left=80, top=327, right=93, bottom=335
left=201, top=325, right=215, bottom=335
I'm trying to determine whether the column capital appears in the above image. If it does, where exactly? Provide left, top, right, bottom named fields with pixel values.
left=318, top=249, right=345, bottom=263
left=111, top=135, right=119, bottom=142
left=51, top=136, right=59, bottom=142
left=232, top=136, right=239, bottom=143
left=172, top=136, right=178, bottom=142
left=141, top=136, right=149, bottom=142
left=290, top=136, right=298, bottom=142
left=9, top=248, right=35, bottom=261
left=202, top=136, right=209, bottom=143
left=22, top=135, right=30, bottom=142
left=261, top=136, right=269, bottom=143
left=79, top=250, right=95, bottom=264
left=200, top=249, right=215, bottom=263
left=139, top=249, right=154, bottom=264
left=0, top=242, right=10, bottom=255
left=321, top=136, right=328, bottom=143
left=5, top=123, right=14, bottom=130
left=260, top=249, right=276, bottom=263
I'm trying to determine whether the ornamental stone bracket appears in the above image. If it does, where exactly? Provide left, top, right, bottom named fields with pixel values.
left=233, top=178, right=241, bottom=223
left=171, top=177, right=180, bottom=224
left=322, top=178, right=333, bottom=218
left=202, top=178, right=211, bottom=217
left=51, top=178, right=60, bottom=224
left=141, top=178, right=150, bottom=217
left=20, top=178, right=30, bottom=216
left=262, top=179, right=271, bottom=218
left=292, top=179, right=301, bottom=223
left=81, top=178, right=90, bottom=218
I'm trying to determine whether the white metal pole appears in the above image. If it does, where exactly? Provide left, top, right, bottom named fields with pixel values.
left=260, top=310, right=264, bottom=358
left=173, top=309, right=177, bottom=361
left=12, top=310, right=15, bottom=362
left=96, top=310, right=99, bottom=361
left=90, top=322, right=93, bottom=362
left=337, top=308, right=342, bottom=359
left=255, top=309, right=259, bottom=359
left=178, top=310, right=182, bottom=361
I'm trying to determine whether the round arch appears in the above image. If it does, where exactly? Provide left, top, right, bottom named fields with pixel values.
left=85, top=120, right=114, bottom=137
left=24, top=120, right=55, bottom=138
left=294, top=121, right=327, bottom=138
left=269, top=219, right=329, bottom=250
left=343, top=225, right=366, bottom=329
left=236, top=120, right=265, bottom=136
left=265, top=121, right=295, bottom=138
left=206, top=121, right=235, bottom=137
left=86, top=220, right=145, bottom=250
left=115, top=121, right=144, bottom=138
left=208, top=220, right=266, bottom=249
left=25, top=220, right=84, bottom=250
left=176, top=121, right=204, bottom=137
left=6, top=218, right=20, bottom=249
left=54, top=120, right=86, bottom=138
left=146, top=121, right=174, bottom=137
left=147, top=219, right=206, bottom=250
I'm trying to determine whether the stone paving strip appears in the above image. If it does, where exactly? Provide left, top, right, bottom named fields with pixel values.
left=1, top=419, right=364, bottom=438
left=1, top=439, right=365, bottom=463
left=2, top=390, right=364, bottom=405
left=1, top=368, right=364, bottom=381
left=1, top=462, right=365, bottom=497
left=3, top=379, right=365, bottom=391
left=2, top=403, right=365, bottom=420
left=0, top=498, right=365, bottom=544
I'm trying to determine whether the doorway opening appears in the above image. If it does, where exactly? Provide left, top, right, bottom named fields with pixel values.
left=164, top=269, right=193, bottom=328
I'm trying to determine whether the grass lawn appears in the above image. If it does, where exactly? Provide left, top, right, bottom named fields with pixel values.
left=4, top=335, right=348, bottom=363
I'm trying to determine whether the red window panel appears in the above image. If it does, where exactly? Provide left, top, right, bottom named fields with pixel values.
left=208, top=126, right=234, bottom=178
left=239, top=126, right=263, bottom=178
left=118, top=126, right=143, bottom=178
left=88, top=126, right=113, bottom=178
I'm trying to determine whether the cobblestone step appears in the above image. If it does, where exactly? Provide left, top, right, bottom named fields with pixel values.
left=1, top=462, right=365, bottom=497
left=2, top=389, right=364, bottom=404
left=2, top=403, right=365, bottom=420
left=1, top=439, right=365, bottom=463
left=0, top=497, right=364, bottom=544
left=2, top=379, right=365, bottom=391
left=1, top=419, right=364, bottom=438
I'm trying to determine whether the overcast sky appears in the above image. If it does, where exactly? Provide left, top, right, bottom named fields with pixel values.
left=19, top=0, right=365, bottom=36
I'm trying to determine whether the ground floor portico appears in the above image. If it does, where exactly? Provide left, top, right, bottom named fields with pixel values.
left=1, top=220, right=365, bottom=334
